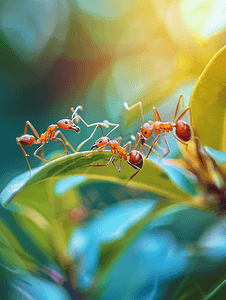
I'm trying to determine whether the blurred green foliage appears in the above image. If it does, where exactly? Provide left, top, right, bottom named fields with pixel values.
left=1, top=0, right=226, bottom=188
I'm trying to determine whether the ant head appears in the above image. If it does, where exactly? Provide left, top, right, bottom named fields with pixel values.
left=91, top=137, right=110, bottom=150
left=129, top=150, right=143, bottom=169
left=140, top=122, right=154, bottom=144
left=57, top=119, right=80, bottom=133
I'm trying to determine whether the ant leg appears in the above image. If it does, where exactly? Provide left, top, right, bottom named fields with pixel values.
left=132, top=133, right=144, bottom=153
left=162, top=133, right=170, bottom=157
left=16, top=138, right=32, bottom=173
left=114, top=137, right=122, bottom=143
left=123, top=101, right=144, bottom=124
left=86, top=155, right=115, bottom=168
left=77, top=125, right=101, bottom=152
left=131, top=133, right=144, bottom=153
left=145, top=134, right=161, bottom=159
left=23, top=121, right=40, bottom=138
left=152, top=108, right=162, bottom=122
left=33, top=142, right=48, bottom=162
left=126, top=160, right=141, bottom=170
left=172, top=95, right=185, bottom=123
left=54, top=130, right=76, bottom=153
left=126, top=160, right=141, bottom=180
left=112, top=159, right=122, bottom=172
left=131, top=132, right=139, bottom=142
left=83, top=141, right=111, bottom=157
left=176, top=108, right=193, bottom=127
left=171, top=131, right=188, bottom=149
left=123, top=141, right=131, bottom=152
left=143, top=143, right=161, bottom=158
left=155, top=143, right=167, bottom=155
left=139, top=141, right=143, bottom=153
left=131, top=134, right=142, bottom=152
left=40, top=147, right=44, bottom=159
left=51, top=132, right=68, bottom=155
left=102, top=121, right=119, bottom=137
left=129, top=169, right=141, bottom=181
left=22, top=121, right=44, bottom=158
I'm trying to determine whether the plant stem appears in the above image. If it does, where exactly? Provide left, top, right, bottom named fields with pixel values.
left=204, top=279, right=226, bottom=300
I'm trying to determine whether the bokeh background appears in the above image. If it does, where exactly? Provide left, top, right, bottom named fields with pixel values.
left=1, top=0, right=226, bottom=189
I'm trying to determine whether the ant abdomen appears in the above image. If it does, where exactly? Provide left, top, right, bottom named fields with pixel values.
left=175, top=120, right=191, bottom=141
left=129, top=150, right=143, bottom=169
left=19, top=134, right=36, bottom=146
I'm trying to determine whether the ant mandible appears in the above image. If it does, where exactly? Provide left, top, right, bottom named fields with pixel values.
left=124, top=95, right=192, bottom=159
left=79, top=121, right=159, bottom=181
left=16, top=107, right=81, bottom=173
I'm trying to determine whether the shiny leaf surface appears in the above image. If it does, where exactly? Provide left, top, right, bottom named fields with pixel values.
left=190, top=45, right=226, bottom=151
left=0, top=151, right=192, bottom=208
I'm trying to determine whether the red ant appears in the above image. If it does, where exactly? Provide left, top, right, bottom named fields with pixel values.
left=124, top=95, right=192, bottom=159
left=16, top=107, right=81, bottom=173
left=77, top=121, right=147, bottom=181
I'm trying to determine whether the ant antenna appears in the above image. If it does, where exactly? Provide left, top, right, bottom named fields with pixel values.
left=66, top=106, right=82, bottom=120
left=76, top=124, right=104, bottom=152
left=72, top=108, right=109, bottom=129
left=71, top=106, right=83, bottom=123
left=66, top=107, right=73, bottom=120
left=103, top=120, right=119, bottom=137
left=72, top=105, right=83, bottom=116
left=123, top=101, right=144, bottom=124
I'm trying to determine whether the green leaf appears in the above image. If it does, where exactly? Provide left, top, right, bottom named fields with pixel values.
left=0, top=151, right=191, bottom=208
left=8, top=179, right=82, bottom=269
left=190, top=45, right=226, bottom=151
left=0, top=219, right=38, bottom=272
left=10, top=203, right=52, bottom=258
left=169, top=275, right=203, bottom=300
left=169, top=272, right=226, bottom=300
left=203, top=279, right=226, bottom=300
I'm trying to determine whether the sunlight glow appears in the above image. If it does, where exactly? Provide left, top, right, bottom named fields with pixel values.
left=180, top=0, right=226, bottom=38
